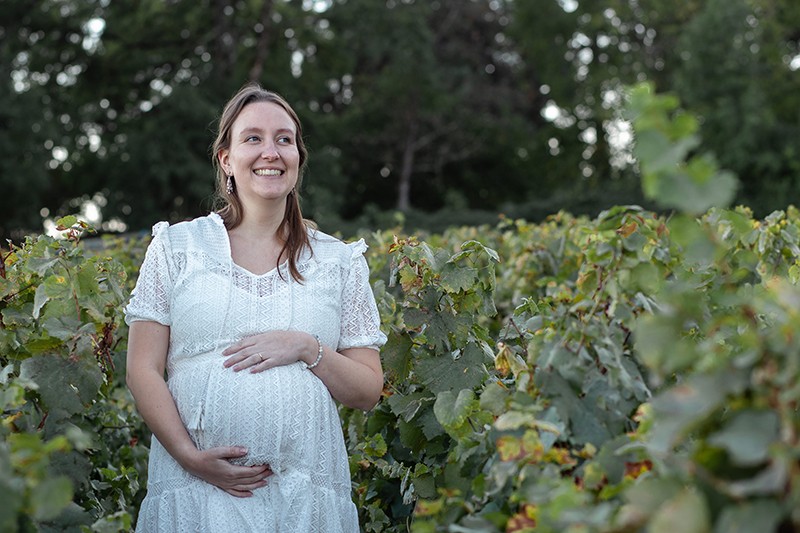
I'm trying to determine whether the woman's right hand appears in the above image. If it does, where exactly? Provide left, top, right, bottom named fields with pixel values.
left=182, top=446, right=273, bottom=497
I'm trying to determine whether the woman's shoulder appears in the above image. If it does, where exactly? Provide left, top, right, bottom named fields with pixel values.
left=307, top=227, right=368, bottom=264
left=149, top=213, right=225, bottom=248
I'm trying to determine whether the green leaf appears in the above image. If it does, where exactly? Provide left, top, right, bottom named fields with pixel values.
left=19, top=355, right=104, bottom=416
left=0, top=473, right=23, bottom=533
left=439, top=263, right=477, bottom=293
left=418, top=408, right=446, bottom=440
left=479, top=380, right=510, bottom=415
left=32, top=284, right=49, bottom=320
left=646, top=370, right=749, bottom=455
left=416, top=342, right=487, bottom=395
left=622, top=477, right=684, bottom=518
left=25, top=255, right=60, bottom=277
left=386, top=391, right=430, bottom=422
left=362, top=434, right=387, bottom=458
left=50, top=449, right=93, bottom=488
left=714, top=501, right=785, bottom=533
left=90, top=511, right=132, bottom=532
left=654, top=166, right=737, bottom=215
left=449, top=240, right=500, bottom=264
left=398, top=418, right=428, bottom=453
left=31, top=475, right=73, bottom=521
left=708, top=410, right=779, bottom=466
left=536, top=371, right=614, bottom=447
left=433, top=389, right=476, bottom=431
left=649, top=487, right=710, bottom=533
left=726, top=458, right=790, bottom=498
left=55, top=215, right=79, bottom=229
left=22, top=335, right=63, bottom=354
left=635, top=129, right=700, bottom=179
left=75, top=263, right=99, bottom=298
left=44, top=502, right=92, bottom=530
left=381, top=332, right=414, bottom=381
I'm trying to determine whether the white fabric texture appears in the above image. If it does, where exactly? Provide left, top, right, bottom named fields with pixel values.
left=125, top=213, right=386, bottom=533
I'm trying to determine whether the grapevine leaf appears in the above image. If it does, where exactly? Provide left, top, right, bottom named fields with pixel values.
left=50, top=449, right=93, bottom=488
left=41, top=315, right=83, bottom=341
left=536, top=371, right=614, bottom=447
left=433, top=389, right=476, bottom=431
left=381, top=332, right=414, bottom=381
left=708, top=410, right=779, bottom=467
left=416, top=342, right=487, bottom=394
left=493, top=411, right=562, bottom=435
left=714, top=501, right=784, bottom=533
left=75, top=263, right=99, bottom=298
left=33, top=284, right=49, bottom=320
left=402, top=307, right=428, bottom=330
left=23, top=335, right=63, bottom=354
left=418, top=408, right=446, bottom=440
left=55, top=215, right=79, bottom=230
left=479, top=381, right=510, bottom=415
left=726, top=457, right=789, bottom=498
left=0, top=457, right=23, bottom=531
left=31, top=475, right=74, bottom=521
left=25, top=255, right=60, bottom=277
left=398, top=418, right=427, bottom=454
left=19, top=355, right=103, bottom=417
left=647, top=370, right=749, bottom=455
left=411, top=472, right=437, bottom=499
left=649, top=488, right=710, bottom=533
left=90, top=510, right=132, bottom=532
left=439, top=263, right=477, bottom=293
left=621, top=477, right=684, bottom=519
left=634, top=129, right=699, bottom=184
left=362, top=434, right=387, bottom=458
left=386, top=391, right=430, bottom=422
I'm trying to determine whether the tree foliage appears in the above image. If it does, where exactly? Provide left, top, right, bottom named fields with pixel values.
left=2, top=0, right=799, bottom=239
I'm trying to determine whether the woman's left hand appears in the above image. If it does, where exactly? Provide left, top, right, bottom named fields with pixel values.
left=222, top=330, right=316, bottom=373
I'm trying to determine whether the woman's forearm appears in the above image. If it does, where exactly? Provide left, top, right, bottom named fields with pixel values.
left=126, top=321, right=201, bottom=468
left=222, top=330, right=384, bottom=411
left=126, top=366, right=200, bottom=467
left=302, top=340, right=383, bottom=411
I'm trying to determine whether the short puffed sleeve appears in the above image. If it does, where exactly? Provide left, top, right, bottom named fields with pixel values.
left=338, top=240, right=388, bottom=351
left=124, top=222, right=174, bottom=326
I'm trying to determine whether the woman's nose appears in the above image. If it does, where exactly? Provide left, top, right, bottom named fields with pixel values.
left=261, top=144, right=279, bottom=160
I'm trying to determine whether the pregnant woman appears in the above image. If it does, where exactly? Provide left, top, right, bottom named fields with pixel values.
left=125, top=83, right=386, bottom=532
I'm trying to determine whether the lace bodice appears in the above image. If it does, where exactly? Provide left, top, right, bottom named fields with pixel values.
left=126, top=212, right=386, bottom=361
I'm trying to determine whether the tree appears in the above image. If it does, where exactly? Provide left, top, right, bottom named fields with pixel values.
left=2, top=0, right=799, bottom=239
left=310, top=0, right=537, bottom=215
left=674, top=0, right=800, bottom=213
left=0, top=0, right=102, bottom=239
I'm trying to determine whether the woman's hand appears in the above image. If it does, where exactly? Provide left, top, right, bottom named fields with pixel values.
left=222, top=331, right=316, bottom=373
left=182, top=446, right=273, bottom=498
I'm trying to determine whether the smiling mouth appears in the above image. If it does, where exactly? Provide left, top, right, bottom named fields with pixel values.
left=254, top=169, right=282, bottom=176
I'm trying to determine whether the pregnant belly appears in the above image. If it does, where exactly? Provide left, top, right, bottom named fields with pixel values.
left=169, top=361, right=341, bottom=469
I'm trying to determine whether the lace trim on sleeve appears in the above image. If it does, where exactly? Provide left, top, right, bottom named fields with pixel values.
left=338, top=240, right=387, bottom=351
left=124, top=222, right=174, bottom=326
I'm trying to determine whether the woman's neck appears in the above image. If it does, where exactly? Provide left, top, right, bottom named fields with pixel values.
left=234, top=199, right=287, bottom=242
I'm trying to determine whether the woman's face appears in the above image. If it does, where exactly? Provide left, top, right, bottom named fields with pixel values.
left=219, top=101, right=300, bottom=206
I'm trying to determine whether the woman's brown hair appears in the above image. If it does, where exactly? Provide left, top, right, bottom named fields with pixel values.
left=212, top=83, right=311, bottom=282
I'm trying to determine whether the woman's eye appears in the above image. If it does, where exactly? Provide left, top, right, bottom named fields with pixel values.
left=277, top=136, right=292, bottom=144
left=246, top=135, right=260, bottom=142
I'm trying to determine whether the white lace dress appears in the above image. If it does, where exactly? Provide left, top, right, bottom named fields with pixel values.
left=125, top=213, right=386, bottom=532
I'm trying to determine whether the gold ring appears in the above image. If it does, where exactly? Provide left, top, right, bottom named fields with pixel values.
left=256, top=353, right=263, bottom=362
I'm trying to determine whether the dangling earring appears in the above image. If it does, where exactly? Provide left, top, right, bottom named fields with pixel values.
left=290, top=186, right=296, bottom=196
left=226, top=175, right=234, bottom=194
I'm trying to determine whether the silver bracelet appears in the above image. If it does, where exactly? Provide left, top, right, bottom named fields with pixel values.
left=304, top=334, right=323, bottom=370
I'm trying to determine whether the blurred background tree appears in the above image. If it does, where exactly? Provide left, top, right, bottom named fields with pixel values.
left=1, top=0, right=798, bottom=240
